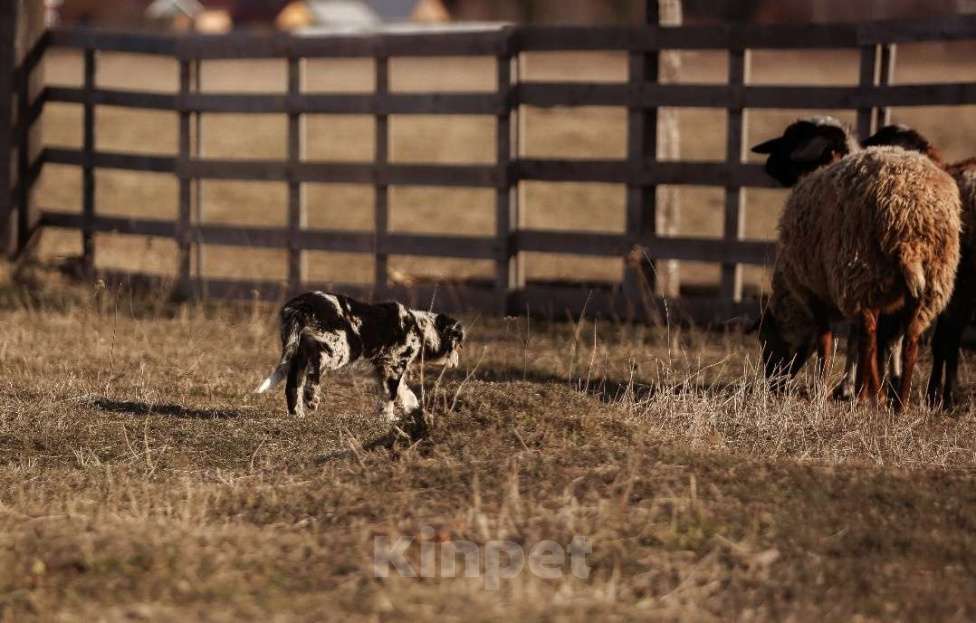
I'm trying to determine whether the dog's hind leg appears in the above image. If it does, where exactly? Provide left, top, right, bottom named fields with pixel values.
left=286, top=346, right=309, bottom=418
left=303, top=349, right=322, bottom=413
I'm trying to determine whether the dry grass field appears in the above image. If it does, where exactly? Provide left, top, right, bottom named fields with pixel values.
left=31, top=41, right=976, bottom=294
left=4, top=38, right=976, bottom=621
left=1, top=270, right=976, bottom=620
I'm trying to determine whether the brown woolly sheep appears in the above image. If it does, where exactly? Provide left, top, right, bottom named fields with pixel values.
left=863, top=124, right=976, bottom=408
left=752, top=119, right=961, bottom=408
left=754, top=118, right=904, bottom=400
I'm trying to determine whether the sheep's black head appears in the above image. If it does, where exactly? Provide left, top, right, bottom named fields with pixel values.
left=757, top=312, right=812, bottom=391
left=863, top=124, right=944, bottom=165
left=751, top=117, right=857, bottom=187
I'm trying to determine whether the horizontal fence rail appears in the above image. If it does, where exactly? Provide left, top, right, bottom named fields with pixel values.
left=11, top=14, right=976, bottom=323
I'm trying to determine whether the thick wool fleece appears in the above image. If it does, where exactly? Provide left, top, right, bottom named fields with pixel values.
left=772, top=146, right=961, bottom=337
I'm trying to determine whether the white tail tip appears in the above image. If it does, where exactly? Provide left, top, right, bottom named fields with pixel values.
left=255, top=376, right=274, bottom=394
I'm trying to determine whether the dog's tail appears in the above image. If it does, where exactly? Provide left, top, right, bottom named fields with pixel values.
left=255, top=310, right=303, bottom=394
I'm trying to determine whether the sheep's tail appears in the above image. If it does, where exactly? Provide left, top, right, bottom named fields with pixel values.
left=900, top=258, right=926, bottom=300
left=255, top=311, right=303, bottom=393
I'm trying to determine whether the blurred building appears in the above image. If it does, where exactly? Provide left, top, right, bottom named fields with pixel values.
left=48, top=0, right=449, bottom=30
left=44, top=0, right=976, bottom=29
left=441, top=0, right=970, bottom=23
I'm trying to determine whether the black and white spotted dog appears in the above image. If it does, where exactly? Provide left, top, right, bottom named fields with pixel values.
left=255, top=291, right=465, bottom=420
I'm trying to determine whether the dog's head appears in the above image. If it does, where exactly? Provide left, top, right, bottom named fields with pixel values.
left=419, top=312, right=465, bottom=368
left=751, top=116, right=858, bottom=187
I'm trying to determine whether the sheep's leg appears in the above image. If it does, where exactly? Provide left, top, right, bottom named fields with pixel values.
left=857, top=309, right=883, bottom=405
left=928, top=282, right=975, bottom=409
left=816, top=325, right=833, bottom=390
left=930, top=309, right=967, bottom=409
left=876, top=314, right=903, bottom=401
left=927, top=316, right=948, bottom=407
left=833, top=324, right=858, bottom=401
left=896, top=306, right=925, bottom=411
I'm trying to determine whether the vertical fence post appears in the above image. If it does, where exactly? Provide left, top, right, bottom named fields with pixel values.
left=192, top=58, right=204, bottom=294
left=177, top=58, right=192, bottom=295
left=82, top=47, right=96, bottom=276
left=287, top=56, right=306, bottom=294
left=877, top=43, right=896, bottom=127
left=856, top=44, right=879, bottom=140
left=374, top=55, right=389, bottom=301
left=624, top=1, right=660, bottom=310
left=721, top=48, right=749, bottom=303
left=15, top=38, right=30, bottom=254
left=0, top=3, right=13, bottom=257
left=495, top=35, right=519, bottom=315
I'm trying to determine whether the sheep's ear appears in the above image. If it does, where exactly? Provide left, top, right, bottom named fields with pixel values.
left=789, top=135, right=834, bottom=163
left=751, top=137, right=781, bottom=154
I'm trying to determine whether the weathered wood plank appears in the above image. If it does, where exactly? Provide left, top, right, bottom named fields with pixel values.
left=495, top=52, right=518, bottom=314
left=44, top=148, right=780, bottom=189
left=857, top=45, right=879, bottom=140
left=877, top=44, right=897, bottom=127
left=517, top=81, right=976, bottom=110
left=177, top=59, right=192, bottom=288
left=43, top=147, right=177, bottom=173
left=46, top=85, right=175, bottom=109
left=516, top=230, right=628, bottom=257
left=517, top=159, right=780, bottom=189
left=82, top=48, right=96, bottom=275
left=623, top=1, right=660, bottom=301
left=48, top=27, right=178, bottom=55
left=41, top=211, right=177, bottom=237
left=382, top=233, right=497, bottom=259
left=180, top=160, right=504, bottom=187
left=195, top=226, right=495, bottom=258
left=42, top=79, right=976, bottom=118
left=0, top=1, right=17, bottom=256
left=374, top=55, right=390, bottom=298
left=287, top=56, right=305, bottom=292
left=516, top=229, right=775, bottom=265
left=45, top=87, right=504, bottom=115
left=516, top=284, right=762, bottom=325
left=722, top=48, right=749, bottom=302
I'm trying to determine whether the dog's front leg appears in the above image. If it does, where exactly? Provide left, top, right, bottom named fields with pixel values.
left=397, top=380, right=421, bottom=415
left=373, top=358, right=411, bottom=423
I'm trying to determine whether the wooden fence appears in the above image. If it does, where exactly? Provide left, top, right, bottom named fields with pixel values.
left=10, top=14, right=976, bottom=322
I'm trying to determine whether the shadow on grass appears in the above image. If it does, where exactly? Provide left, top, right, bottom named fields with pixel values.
left=476, top=366, right=761, bottom=404
left=93, top=398, right=242, bottom=420
left=317, top=410, right=431, bottom=463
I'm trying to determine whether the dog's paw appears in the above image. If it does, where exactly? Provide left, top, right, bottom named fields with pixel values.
left=303, top=390, right=320, bottom=413
left=377, top=402, right=399, bottom=424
